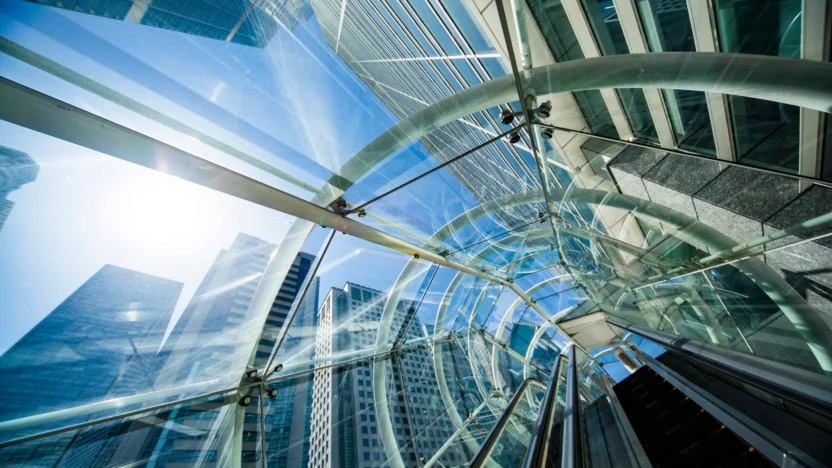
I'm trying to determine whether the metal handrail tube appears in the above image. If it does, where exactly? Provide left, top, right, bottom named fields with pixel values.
left=523, top=355, right=568, bottom=468
left=561, top=345, right=580, bottom=468
left=470, top=377, right=546, bottom=468
left=606, top=317, right=832, bottom=417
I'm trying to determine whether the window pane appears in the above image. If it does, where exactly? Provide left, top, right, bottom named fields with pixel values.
left=714, top=0, right=803, bottom=172
left=636, top=0, right=717, bottom=156
left=580, top=0, right=660, bottom=143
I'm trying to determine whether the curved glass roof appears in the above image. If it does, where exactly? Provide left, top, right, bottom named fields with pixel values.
left=1, top=0, right=831, bottom=466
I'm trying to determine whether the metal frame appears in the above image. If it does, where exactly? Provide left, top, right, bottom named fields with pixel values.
left=561, top=345, right=580, bottom=468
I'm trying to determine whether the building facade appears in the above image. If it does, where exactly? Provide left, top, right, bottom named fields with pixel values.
left=309, top=282, right=471, bottom=468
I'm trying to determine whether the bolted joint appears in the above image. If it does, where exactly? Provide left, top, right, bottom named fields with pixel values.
left=537, top=101, right=552, bottom=119
left=239, top=395, right=253, bottom=407
left=245, top=369, right=260, bottom=381
left=499, top=108, right=524, bottom=125
left=329, top=197, right=349, bottom=215
left=266, top=387, right=279, bottom=399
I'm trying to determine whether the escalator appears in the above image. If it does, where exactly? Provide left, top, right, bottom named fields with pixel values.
left=613, top=365, right=771, bottom=467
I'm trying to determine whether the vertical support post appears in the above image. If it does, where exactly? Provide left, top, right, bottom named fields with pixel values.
left=686, top=0, right=736, bottom=162
left=798, top=0, right=831, bottom=192
left=523, top=355, right=567, bottom=468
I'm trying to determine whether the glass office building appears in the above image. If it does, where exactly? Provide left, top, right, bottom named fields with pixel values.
left=1, top=0, right=831, bottom=466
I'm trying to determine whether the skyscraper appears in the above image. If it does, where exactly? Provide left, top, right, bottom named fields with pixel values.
left=309, top=282, right=467, bottom=467
left=25, top=0, right=314, bottom=47
left=93, top=233, right=319, bottom=467
left=0, top=146, right=39, bottom=232
left=0, top=264, right=183, bottom=466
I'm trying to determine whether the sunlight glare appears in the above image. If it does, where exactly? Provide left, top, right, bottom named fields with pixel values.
left=107, top=175, right=221, bottom=258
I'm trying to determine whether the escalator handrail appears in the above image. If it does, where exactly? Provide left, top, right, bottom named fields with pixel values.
left=469, top=377, right=546, bottom=468
left=522, top=355, right=568, bottom=468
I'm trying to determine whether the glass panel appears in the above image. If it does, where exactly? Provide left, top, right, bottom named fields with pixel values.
left=0, top=390, right=244, bottom=467
left=348, top=136, right=544, bottom=257
left=0, top=0, right=518, bottom=206
left=0, top=123, right=326, bottom=438
left=714, top=0, right=802, bottom=173
left=483, top=382, right=546, bottom=467
left=267, top=232, right=437, bottom=373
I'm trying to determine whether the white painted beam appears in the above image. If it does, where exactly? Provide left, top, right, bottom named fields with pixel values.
left=687, top=0, right=736, bottom=161
left=798, top=0, right=832, bottom=191
left=612, top=0, right=677, bottom=148
left=561, top=0, right=635, bottom=141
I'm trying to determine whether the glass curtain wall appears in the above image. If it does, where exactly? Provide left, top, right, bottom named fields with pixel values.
left=714, top=0, right=803, bottom=172
left=635, top=0, right=717, bottom=156
left=579, top=0, right=660, bottom=144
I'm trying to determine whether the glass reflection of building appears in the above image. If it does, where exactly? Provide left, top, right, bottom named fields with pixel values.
left=0, top=146, right=39, bottom=232
left=24, top=0, right=313, bottom=47
left=310, top=282, right=464, bottom=467
left=309, top=0, right=546, bottom=228
left=104, top=234, right=319, bottom=467
left=0, top=234, right=318, bottom=467
left=0, top=265, right=183, bottom=466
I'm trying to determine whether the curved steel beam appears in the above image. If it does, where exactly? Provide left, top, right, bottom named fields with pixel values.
left=523, top=323, right=553, bottom=380
left=325, top=53, right=832, bottom=208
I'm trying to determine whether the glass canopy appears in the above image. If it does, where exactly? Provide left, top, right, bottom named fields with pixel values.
left=0, top=0, right=831, bottom=467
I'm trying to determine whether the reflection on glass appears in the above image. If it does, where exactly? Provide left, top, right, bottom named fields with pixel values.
left=635, top=0, right=717, bottom=156
left=714, top=0, right=802, bottom=172
left=483, top=382, right=545, bottom=466
left=0, top=390, right=245, bottom=467
left=0, top=124, right=324, bottom=447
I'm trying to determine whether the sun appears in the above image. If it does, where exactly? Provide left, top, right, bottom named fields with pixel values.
left=106, top=173, right=221, bottom=258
